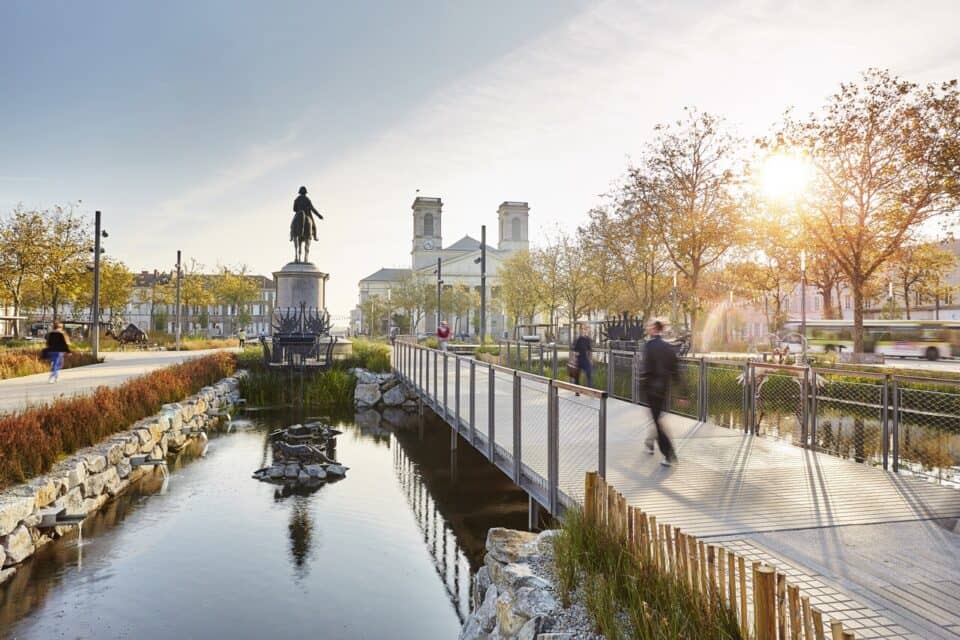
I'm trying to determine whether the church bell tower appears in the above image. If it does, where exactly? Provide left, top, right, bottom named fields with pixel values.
left=412, top=196, right=443, bottom=270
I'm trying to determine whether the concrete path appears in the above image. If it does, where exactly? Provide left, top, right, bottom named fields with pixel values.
left=408, top=352, right=960, bottom=639
left=0, top=349, right=236, bottom=414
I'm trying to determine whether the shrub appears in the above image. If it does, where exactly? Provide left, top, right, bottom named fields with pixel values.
left=0, top=352, right=235, bottom=489
left=344, top=338, right=391, bottom=372
left=0, top=349, right=101, bottom=380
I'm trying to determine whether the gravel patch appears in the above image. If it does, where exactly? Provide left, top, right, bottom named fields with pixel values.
left=526, top=534, right=606, bottom=640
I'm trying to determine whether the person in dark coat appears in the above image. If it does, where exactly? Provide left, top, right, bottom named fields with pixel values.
left=572, top=324, right=593, bottom=387
left=642, top=320, right=678, bottom=466
left=44, top=321, right=71, bottom=383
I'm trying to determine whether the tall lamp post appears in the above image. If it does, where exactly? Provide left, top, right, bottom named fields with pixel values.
left=175, top=250, right=182, bottom=351
left=800, top=249, right=807, bottom=360
left=434, top=257, right=443, bottom=333
left=475, top=225, right=487, bottom=343
left=90, top=211, right=108, bottom=359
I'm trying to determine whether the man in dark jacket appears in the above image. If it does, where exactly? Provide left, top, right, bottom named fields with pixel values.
left=642, top=320, right=678, bottom=466
left=44, top=321, right=71, bottom=383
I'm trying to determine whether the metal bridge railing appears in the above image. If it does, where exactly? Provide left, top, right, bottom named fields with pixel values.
left=396, top=341, right=609, bottom=514
left=399, top=341, right=960, bottom=493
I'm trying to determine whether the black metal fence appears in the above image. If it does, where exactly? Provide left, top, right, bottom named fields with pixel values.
left=495, top=340, right=960, bottom=488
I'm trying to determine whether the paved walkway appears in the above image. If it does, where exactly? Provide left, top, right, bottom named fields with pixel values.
left=0, top=349, right=235, bottom=414
left=408, top=353, right=960, bottom=639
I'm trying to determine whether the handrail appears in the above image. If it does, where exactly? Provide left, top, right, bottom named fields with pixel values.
left=551, top=378, right=608, bottom=397
left=812, top=366, right=889, bottom=379
left=891, top=374, right=960, bottom=386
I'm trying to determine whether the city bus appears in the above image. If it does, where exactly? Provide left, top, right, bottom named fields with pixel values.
left=781, top=320, right=960, bottom=360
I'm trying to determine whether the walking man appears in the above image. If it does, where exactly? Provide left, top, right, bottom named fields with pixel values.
left=238, top=328, right=246, bottom=349
left=572, top=324, right=593, bottom=387
left=44, top=321, right=71, bottom=383
left=642, top=320, right=678, bottom=466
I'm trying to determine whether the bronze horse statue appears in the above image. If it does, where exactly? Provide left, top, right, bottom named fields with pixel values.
left=105, top=323, right=149, bottom=350
left=291, top=186, right=323, bottom=263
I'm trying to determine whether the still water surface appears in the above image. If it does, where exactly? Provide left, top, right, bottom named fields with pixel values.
left=0, top=409, right=527, bottom=639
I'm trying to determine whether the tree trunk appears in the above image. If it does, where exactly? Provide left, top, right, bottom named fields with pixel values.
left=820, top=287, right=836, bottom=320
left=852, top=283, right=865, bottom=353
left=902, top=285, right=911, bottom=319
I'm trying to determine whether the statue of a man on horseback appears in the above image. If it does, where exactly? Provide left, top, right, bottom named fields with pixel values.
left=291, top=186, right=323, bottom=263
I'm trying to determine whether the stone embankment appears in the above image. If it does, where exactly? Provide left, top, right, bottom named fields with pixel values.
left=352, top=369, right=419, bottom=410
left=0, top=375, right=241, bottom=584
left=460, top=528, right=598, bottom=640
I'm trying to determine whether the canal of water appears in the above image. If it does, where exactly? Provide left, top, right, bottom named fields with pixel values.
left=0, top=408, right=529, bottom=639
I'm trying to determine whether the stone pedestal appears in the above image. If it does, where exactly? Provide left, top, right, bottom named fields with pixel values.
left=273, top=262, right=328, bottom=311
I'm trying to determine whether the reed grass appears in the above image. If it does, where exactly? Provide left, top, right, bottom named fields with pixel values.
left=552, top=508, right=743, bottom=640
left=0, top=352, right=235, bottom=489
left=0, top=349, right=101, bottom=380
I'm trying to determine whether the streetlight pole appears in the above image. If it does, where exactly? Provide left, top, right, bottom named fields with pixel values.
left=435, top=257, right=442, bottom=333
left=91, top=211, right=103, bottom=359
left=175, top=250, right=182, bottom=351
left=479, top=225, right=487, bottom=343
left=800, top=249, right=807, bottom=360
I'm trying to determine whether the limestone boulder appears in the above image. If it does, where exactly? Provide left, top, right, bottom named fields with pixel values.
left=0, top=495, right=35, bottom=537
left=116, top=459, right=132, bottom=479
left=495, top=591, right=527, bottom=638
left=82, top=453, right=108, bottom=474
left=513, top=586, right=558, bottom=621
left=380, top=374, right=400, bottom=392
left=382, top=385, right=406, bottom=407
left=53, top=486, right=84, bottom=516
left=304, top=465, right=327, bottom=480
left=486, top=528, right=539, bottom=565
left=354, top=383, right=382, bottom=408
left=102, top=441, right=125, bottom=466
left=354, top=369, right=379, bottom=385
left=83, top=470, right=108, bottom=498
left=82, top=493, right=108, bottom=515
left=2, top=524, right=35, bottom=566
left=284, top=464, right=300, bottom=479
left=122, top=435, right=141, bottom=456
left=102, top=467, right=123, bottom=497
left=477, top=584, right=498, bottom=633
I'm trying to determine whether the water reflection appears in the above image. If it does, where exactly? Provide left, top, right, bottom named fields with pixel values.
left=0, top=406, right=528, bottom=639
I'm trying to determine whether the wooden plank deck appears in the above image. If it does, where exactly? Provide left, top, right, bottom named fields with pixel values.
left=404, top=351, right=960, bottom=638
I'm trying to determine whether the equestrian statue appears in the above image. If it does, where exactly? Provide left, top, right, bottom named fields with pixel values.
left=291, top=186, right=323, bottom=263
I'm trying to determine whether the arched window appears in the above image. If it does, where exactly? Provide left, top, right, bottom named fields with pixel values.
left=423, top=213, right=434, bottom=237
left=511, top=217, right=522, bottom=240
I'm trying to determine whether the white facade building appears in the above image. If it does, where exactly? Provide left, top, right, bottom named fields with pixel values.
left=357, top=197, right=530, bottom=337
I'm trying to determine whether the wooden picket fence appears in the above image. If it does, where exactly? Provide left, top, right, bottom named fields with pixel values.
left=583, top=472, right=859, bottom=640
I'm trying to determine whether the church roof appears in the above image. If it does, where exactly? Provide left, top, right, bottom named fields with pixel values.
left=445, top=235, right=497, bottom=253
left=360, top=267, right=412, bottom=282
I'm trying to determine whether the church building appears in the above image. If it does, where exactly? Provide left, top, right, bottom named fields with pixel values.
left=355, top=196, right=530, bottom=337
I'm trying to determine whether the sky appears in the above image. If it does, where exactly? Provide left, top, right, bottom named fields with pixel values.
left=3, top=0, right=960, bottom=318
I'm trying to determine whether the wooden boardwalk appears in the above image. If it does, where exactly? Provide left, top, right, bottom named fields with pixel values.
left=401, top=347, right=960, bottom=638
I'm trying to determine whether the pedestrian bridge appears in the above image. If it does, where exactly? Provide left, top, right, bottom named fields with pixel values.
left=393, top=340, right=960, bottom=639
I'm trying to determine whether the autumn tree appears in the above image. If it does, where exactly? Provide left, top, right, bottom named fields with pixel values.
left=889, top=242, right=956, bottom=318
left=74, top=258, right=135, bottom=323
left=556, top=231, right=591, bottom=329
left=499, top=250, right=540, bottom=333
left=0, top=208, right=45, bottom=336
left=392, top=274, right=434, bottom=334
left=776, top=70, right=960, bottom=351
left=214, top=265, right=260, bottom=332
left=627, top=109, right=747, bottom=348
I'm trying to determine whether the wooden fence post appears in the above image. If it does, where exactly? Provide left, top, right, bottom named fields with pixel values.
left=754, top=564, right=777, bottom=640
left=738, top=556, right=748, bottom=638
left=584, top=472, right=597, bottom=524
left=698, top=540, right=708, bottom=598
left=830, top=620, right=845, bottom=640
left=801, top=596, right=814, bottom=640
left=707, top=546, right=717, bottom=607
left=689, top=538, right=700, bottom=596
left=811, top=608, right=826, bottom=640
left=718, top=547, right=726, bottom=607
left=788, top=584, right=801, bottom=640
left=777, top=572, right=787, bottom=640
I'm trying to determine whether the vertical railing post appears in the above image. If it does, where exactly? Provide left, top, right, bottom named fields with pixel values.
left=632, top=350, right=641, bottom=404
left=891, top=377, right=900, bottom=472
left=433, top=351, right=439, bottom=407
left=488, top=365, right=496, bottom=461
left=606, top=347, right=614, bottom=395
left=552, top=343, right=559, bottom=379
left=443, top=353, right=449, bottom=421
left=539, top=343, right=544, bottom=376
left=454, top=355, right=461, bottom=432
left=599, top=392, right=607, bottom=479
left=469, top=359, right=476, bottom=445
left=743, top=362, right=752, bottom=434
left=526, top=342, right=532, bottom=373
left=881, top=374, right=890, bottom=471
left=699, top=358, right=708, bottom=422
left=810, top=367, right=818, bottom=451
left=425, top=347, right=430, bottom=400
left=800, top=366, right=809, bottom=447
left=547, top=380, right=559, bottom=514
left=513, top=372, right=522, bottom=484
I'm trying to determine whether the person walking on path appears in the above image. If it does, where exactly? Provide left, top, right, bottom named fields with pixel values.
left=642, top=320, right=678, bottom=466
left=238, top=328, right=246, bottom=349
left=44, top=321, right=71, bottom=383
left=572, top=324, right=593, bottom=387
left=437, top=320, right=451, bottom=352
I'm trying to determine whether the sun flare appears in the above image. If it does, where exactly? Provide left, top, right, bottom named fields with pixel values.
left=758, top=152, right=813, bottom=202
